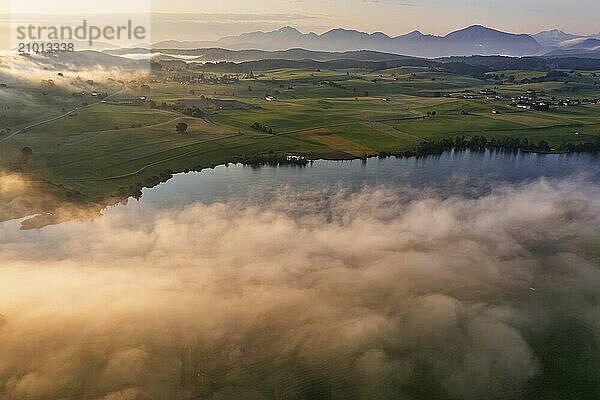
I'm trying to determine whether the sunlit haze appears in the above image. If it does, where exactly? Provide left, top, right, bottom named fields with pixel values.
left=2, top=1, right=600, bottom=400
left=3, top=0, right=600, bottom=41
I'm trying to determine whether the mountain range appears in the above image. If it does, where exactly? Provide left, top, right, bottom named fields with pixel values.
left=107, top=48, right=421, bottom=63
left=150, top=25, right=600, bottom=59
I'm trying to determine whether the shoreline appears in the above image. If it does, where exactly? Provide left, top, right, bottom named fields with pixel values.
left=4, top=142, right=599, bottom=230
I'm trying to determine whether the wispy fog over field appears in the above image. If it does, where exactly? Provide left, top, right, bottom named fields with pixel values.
left=0, top=54, right=148, bottom=86
left=1, top=178, right=599, bottom=399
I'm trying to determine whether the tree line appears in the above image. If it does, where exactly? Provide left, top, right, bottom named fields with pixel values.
left=251, top=122, right=275, bottom=134
left=376, top=135, right=600, bottom=159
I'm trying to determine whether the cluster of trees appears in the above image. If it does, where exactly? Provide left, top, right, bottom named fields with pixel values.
left=483, top=70, right=572, bottom=85
left=375, top=135, right=600, bottom=160
left=406, top=135, right=600, bottom=156
left=412, top=136, right=543, bottom=155
left=558, top=138, right=600, bottom=153
left=486, top=72, right=515, bottom=83
left=438, top=62, right=491, bottom=80
left=520, top=71, right=570, bottom=84
left=320, top=81, right=347, bottom=89
left=251, top=122, right=274, bottom=134
left=152, top=96, right=217, bottom=119
left=182, top=106, right=205, bottom=118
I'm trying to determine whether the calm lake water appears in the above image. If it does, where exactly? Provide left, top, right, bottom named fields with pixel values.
left=134, top=149, right=600, bottom=208
left=2, top=150, right=600, bottom=400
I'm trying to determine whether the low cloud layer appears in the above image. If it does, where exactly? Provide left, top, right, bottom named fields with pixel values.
left=0, top=178, right=599, bottom=399
left=0, top=173, right=101, bottom=227
left=0, top=173, right=62, bottom=222
left=0, top=54, right=148, bottom=88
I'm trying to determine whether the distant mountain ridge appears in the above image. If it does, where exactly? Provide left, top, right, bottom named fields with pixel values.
left=543, top=35, right=600, bottom=58
left=153, top=25, right=544, bottom=58
left=533, top=29, right=582, bottom=47
left=107, top=47, right=420, bottom=63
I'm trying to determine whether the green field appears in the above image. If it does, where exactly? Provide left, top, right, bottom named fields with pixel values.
left=1, top=66, right=600, bottom=224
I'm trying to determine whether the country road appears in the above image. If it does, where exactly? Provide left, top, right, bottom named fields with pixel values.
left=0, top=89, right=124, bottom=143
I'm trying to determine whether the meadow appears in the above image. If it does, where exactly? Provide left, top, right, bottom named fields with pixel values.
left=1, top=65, right=600, bottom=221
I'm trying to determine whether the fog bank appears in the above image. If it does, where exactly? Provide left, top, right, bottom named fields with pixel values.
left=0, top=178, right=599, bottom=399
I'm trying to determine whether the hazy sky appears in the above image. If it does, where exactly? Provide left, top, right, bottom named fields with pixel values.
left=3, top=0, right=600, bottom=41
left=149, top=0, right=600, bottom=35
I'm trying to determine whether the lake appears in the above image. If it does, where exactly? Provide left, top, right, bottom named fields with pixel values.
left=133, top=149, right=600, bottom=209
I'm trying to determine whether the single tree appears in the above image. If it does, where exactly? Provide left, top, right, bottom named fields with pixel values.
left=176, top=122, right=188, bottom=134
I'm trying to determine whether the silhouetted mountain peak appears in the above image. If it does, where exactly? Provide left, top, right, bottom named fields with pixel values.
left=446, top=25, right=511, bottom=39
left=277, top=26, right=302, bottom=35
left=464, top=24, right=488, bottom=31
left=371, top=31, right=391, bottom=39
left=401, top=30, right=424, bottom=38
left=321, top=28, right=363, bottom=37
left=548, top=29, right=568, bottom=37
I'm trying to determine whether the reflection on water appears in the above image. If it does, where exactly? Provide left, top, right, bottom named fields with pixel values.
left=135, top=150, right=600, bottom=209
